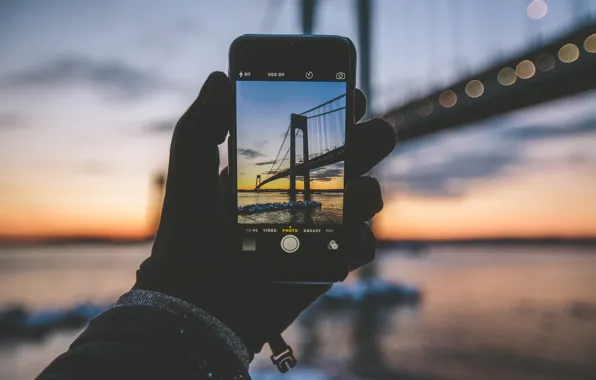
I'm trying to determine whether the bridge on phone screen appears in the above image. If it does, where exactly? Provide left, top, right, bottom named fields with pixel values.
left=255, top=93, right=347, bottom=199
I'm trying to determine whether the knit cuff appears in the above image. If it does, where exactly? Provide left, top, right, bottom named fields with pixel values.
left=115, top=289, right=249, bottom=368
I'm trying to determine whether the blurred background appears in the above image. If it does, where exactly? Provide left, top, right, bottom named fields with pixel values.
left=1, top=0, right=596, bottom=379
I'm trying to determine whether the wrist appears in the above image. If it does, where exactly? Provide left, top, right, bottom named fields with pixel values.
left=116, top=289, right=252, bottom=366
left=132, top=267, right=263, bottom=355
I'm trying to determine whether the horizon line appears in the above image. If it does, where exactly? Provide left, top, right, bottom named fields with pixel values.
left=2, top=235, right=596, bottom=247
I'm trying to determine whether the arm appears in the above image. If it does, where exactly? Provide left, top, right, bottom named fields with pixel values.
left=38, top=290, right=250, bottom=380
left=38, top=71, right=394, bottom=379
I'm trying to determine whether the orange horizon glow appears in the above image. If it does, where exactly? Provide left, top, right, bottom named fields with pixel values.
left=374, top=164, right=596, bottom=241
left=0, top=207, right=152, bottom=240
left=2, top=152, right=596, bottom=242
left=0, top=174, right=158, bottom=241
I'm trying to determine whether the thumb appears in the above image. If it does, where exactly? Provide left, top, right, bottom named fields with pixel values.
left=152, top=72, right=231, bottom=260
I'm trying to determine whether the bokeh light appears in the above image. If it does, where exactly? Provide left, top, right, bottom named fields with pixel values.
left=416, top=99, right=434, bottom=116
left=465, top=80, right=484, bottom=98
left=439, top=90, right=458, bottom=108
left=558, top=43, right=580, bottom=63
left=527, top=0, right=548, bottom=19
left=386, top=113, right=404, bottom=127
left=497, top=67, right=517, bottom=85
left=584, top=33, right=596, bottom=53
left=516, top=60, right=536, bottom=79
left=536, top=53, right=556, bottom=71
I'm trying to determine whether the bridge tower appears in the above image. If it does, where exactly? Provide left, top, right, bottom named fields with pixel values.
left=290, top=113, right=309, bottom=201
left=255, top=174, right=261, bottom=190
left=147, top=172, right=166, bottom=239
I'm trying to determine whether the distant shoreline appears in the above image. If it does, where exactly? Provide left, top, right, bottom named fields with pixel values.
left=377, top=237, right=596, bottom=248
left=0, top=236, right=154, bottom=248
left=1, top=236, right=595, bottom=249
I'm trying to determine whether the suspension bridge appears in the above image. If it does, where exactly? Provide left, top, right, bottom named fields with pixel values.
left=254, top=93, right=347, bottom=200
left=385, top=21, right=596, bottom=142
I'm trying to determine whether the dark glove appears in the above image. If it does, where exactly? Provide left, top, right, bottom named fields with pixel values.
left=133, top=71, right=396, bottom=362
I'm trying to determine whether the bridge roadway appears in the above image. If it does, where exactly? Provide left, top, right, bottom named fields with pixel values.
left=255, top=22, right=595, bottom=189
left=256, top=146, right=344, bottom=189
left=384, top=22, right=596, bottom=142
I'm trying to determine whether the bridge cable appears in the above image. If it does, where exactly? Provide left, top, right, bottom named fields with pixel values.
left=264, top=124, right=290, bottom=181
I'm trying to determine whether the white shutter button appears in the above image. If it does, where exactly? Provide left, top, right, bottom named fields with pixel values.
left=281, top=235, right=300, bottom=253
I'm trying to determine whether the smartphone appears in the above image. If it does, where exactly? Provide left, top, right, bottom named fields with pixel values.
left=228, top=35, right=356, bottom=283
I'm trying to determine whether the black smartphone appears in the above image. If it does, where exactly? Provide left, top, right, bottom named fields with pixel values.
left=228, top=35, right=356, bottom=283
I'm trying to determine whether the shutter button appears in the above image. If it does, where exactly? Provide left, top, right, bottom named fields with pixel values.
left=280, top=235, right=299, bottom=253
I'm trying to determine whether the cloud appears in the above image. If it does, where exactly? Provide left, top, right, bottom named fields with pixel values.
left=135, top=16, right=202, bottom=56
left=255, top=158, right=289, bottom=166
left=2, top=56, right=166, bottom=100
left=504, top=120, right=596, bottom=141
left=387, top=150, right=517, bottom=197
left=380, top=115, right=596, bottom=198
left=146, top=119, right=176, bottom=134
left=0, top=112, right=25, bottom=131
left=255, top=139, right=269, bottom=150
left=255, top=160, right=277, bottom=166
left=310, top=163, right=344, bottom=182
left=238, top=148, right=265, bottom=159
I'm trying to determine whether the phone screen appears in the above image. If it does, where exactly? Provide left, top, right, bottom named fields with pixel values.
left=230, top=37, right=352, bottom=266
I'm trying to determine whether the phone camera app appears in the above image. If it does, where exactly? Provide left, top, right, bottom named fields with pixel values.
left=236, top=81, right=347, bottom=226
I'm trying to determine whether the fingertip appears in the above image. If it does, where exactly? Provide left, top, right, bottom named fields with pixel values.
left=354, top=89, right=367, bottom=122
left=369, top=117, right=398, bottom=153
left=219, top=166, right=229, bottom=178
left=345, top=176, right=383, bottom=222
left=346, top=224, right=376, bottom=271
left=208, top=70, right=229, bottom=82
left=219, top=166, right=231, bottom=193
left=208, top=72, right=233, bottom=144
left=179, top=71, right=232, bottom=145
left=348, top=118, right=397, bottom=176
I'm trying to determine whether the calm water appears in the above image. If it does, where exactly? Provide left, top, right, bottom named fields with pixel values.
left=238, top=192, right=343, bottom=224
left=1, top=244, right=596, bottom=380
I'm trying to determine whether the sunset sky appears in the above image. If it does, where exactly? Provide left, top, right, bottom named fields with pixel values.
left=236, top=80, right=346, bottom=191
left=1, top=0, right=595, bottom=240
left=375, top=91, right=596, bottom=240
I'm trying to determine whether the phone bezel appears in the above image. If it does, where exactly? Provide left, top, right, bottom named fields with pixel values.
left=228, top=35, right=357, bottom=283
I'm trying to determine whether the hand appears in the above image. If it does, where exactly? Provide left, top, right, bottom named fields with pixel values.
left=133, top=72, right=397, bottom=357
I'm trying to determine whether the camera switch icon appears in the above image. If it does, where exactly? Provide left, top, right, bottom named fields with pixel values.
left=327, top=240, right=339, bottom=250
left=336, top=72, right=345, bottom=80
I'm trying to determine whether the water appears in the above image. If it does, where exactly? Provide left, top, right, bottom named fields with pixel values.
left=238, top=193, right=343, bottom=224
left=1, top=244, right=596, bottom=380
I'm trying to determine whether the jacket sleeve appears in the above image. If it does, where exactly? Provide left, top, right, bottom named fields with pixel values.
left=37, top=290, right=252, bottom=380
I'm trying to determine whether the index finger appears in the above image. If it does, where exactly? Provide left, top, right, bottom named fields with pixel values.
left=347, top=118, right=397, bottom=177
left=176, top=71, right=232, bottom=145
